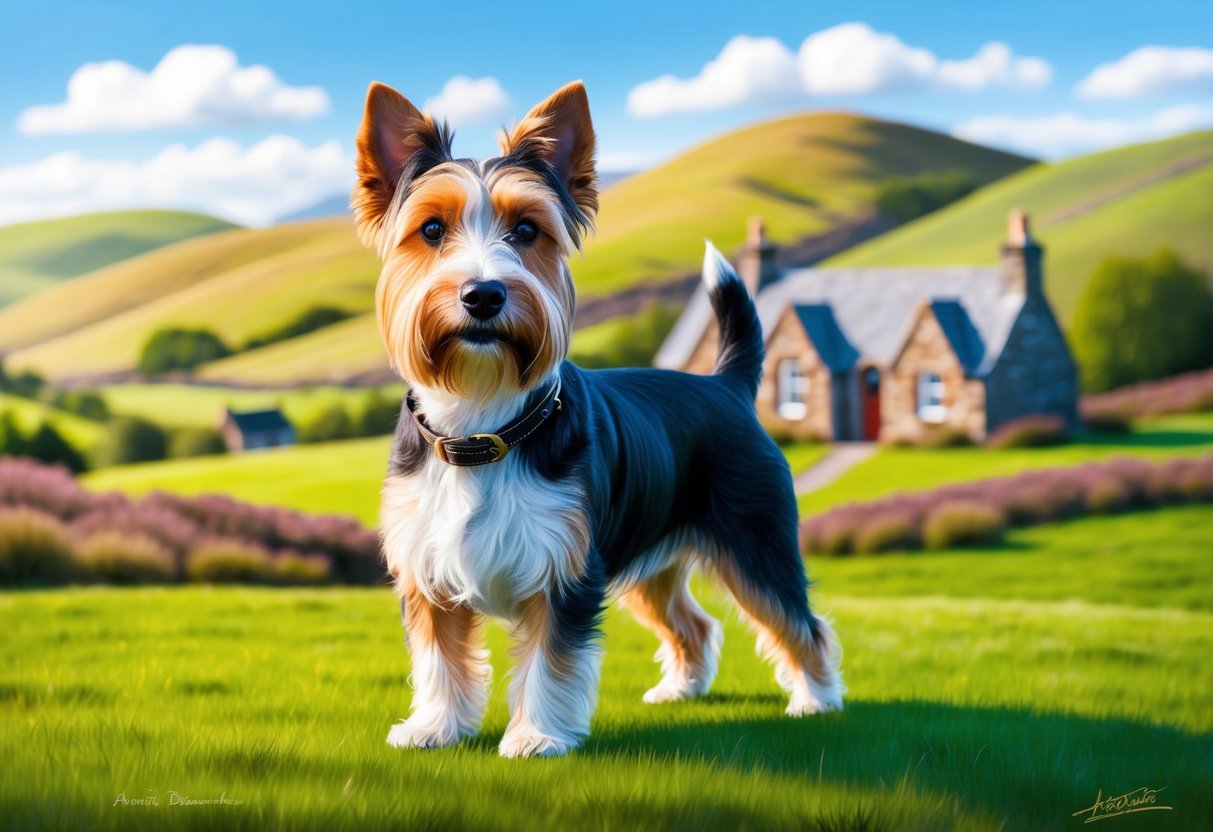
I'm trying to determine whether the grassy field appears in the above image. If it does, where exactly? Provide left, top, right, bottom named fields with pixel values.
left=0, top=392, right=106, bottom=453
left=800, top=413, right=1213, bottom=514
left=82, top=413, right=1213, bottom=527
left=0, top=210, right=234, bottom=309
left=827, top=130, right=1213, bottom=321
left=99, top=382, right=404, bottom=430
left=2, top=505, right=1210, bottom=830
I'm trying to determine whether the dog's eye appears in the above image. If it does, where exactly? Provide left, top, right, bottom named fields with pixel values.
left=420, top=219, right=445, bottom=244
left=506, top=220, right=539, bottom=246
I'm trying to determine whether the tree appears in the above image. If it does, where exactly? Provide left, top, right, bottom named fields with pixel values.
left=138, top=328, right=230, bottom=375
left=299, top=405, right=355, bottom=444
left=356, top=389, right=401, bottom=437
left=1071, top=248, right=1213, bottom=392
left=26, top=423, right=88, bottom=473
left=99, top=416, right=168, bottom=465
left=0, top=411, right=27, bottom=456
left=168, top=427, right=227, bottom=458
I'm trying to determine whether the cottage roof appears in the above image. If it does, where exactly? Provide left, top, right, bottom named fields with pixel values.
left=654, top=265, right=1024, bottom=376
left=792, top=304, right=859, bottom=372
left=226, top=408, right=292, bottom=434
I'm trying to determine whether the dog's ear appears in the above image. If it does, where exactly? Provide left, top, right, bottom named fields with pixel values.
left=499, top=81, right=598, bottom=225
left=352, top=82, right=450, bottom=250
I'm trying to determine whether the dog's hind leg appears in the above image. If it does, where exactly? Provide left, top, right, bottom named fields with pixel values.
left=619, top=560, right=722, bottom=704
left=387, top=582, right=490, bottom=749
left=712, top=540, right=844, bottom=716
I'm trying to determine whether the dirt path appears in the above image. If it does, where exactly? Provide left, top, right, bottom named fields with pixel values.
left=1046, top=151, right=1213, bottom=226
left=793, top=442, right=878, bottom=495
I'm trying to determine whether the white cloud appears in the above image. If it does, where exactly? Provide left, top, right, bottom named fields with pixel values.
left=17, top=45, right=329, bottom=134
left=628, top=36, right=801, bottom=117
left=423, top=76, right=511, bottom=126
left=0, top=136, right=352, bottom=226
left=952, top=104, right=1213, bottom=158
left=1076, top=45, right=1213, bottom=98
left=627, top=23, right=1051, bottom=117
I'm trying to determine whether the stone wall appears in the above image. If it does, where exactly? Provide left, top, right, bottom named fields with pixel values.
left=885, top=304, right=987, bottom=442
left=984, top=295, right=1079, bottom=432
left=755, top=308, right=834, bottom=440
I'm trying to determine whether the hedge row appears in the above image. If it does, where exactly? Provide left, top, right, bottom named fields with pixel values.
left=0, top=457, right=382, bottom=586
left=801, top=454, right=1213, bottom=555
left=1081, top=368, right=1213, bottom=422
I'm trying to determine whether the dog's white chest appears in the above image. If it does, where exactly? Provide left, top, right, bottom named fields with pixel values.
left=381, top=458, right=586, bottom=617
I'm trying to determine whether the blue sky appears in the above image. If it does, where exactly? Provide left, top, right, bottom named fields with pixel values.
left=1, top=0, right=1211, bottom=225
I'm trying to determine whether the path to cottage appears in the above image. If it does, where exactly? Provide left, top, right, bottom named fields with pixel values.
left=793, top=442, right=877, bottom=495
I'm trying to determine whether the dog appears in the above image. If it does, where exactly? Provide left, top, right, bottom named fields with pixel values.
left=352, top=80, right=843, bottom=758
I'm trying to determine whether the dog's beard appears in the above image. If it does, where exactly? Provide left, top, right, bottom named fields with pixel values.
left=384, top=284, right=568, bottom=403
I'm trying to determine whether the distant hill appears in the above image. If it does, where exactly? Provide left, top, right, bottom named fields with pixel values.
left=827, top=130, right=1213, bottom=322
left=276, top=194, right=352, bottom=223
left=0, top=112, right=1031, bottom=383
left=0, top=210, right=236, bottom=308
left=0, top=218, right=378, bottom=380
left=571, top=111, right=1032, bottom=296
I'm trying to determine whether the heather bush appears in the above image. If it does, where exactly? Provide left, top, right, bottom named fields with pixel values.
left=0, top=508, right=75, bottom=585
left=274, top=552, right=332, bottom=585
left=986, top=415, right=1068, bottom=449
left=186, top=540, right=275, bottom=584
left=1084, top=479, right=1132, bottom=515
left=922, top=501, right=1005, bottom=549
left=1082, top=367, right=1213, bottom=421
left=75, top=532, right=175, bottom=584
left=801, top=452, right=1213, bottom=556
left=852, top=510, right=920, bottom=553
left=918, top=425, right=975, bottom=449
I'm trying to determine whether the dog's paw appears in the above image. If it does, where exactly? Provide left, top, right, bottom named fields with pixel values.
left=386, top=719, right=463, bottom=749
left=498, top=725, right=575, bottom=758
left=785, top=695, right=844, bottom=717
left=642, top=677, right=706, bottom=704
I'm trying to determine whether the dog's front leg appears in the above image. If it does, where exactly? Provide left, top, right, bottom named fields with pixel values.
left=387, top=581, right=490, bottom=749
left=500, top=574, right=605, bottom=758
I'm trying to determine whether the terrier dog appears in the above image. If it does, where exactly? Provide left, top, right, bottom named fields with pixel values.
left=353, top=80, right=843, bottom=758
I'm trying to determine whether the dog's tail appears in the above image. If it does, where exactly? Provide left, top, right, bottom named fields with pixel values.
left=703, top=240, right=764, bottom=397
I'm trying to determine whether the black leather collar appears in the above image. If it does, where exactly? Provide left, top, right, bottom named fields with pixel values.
left=405, top=380, right=562, bottom=466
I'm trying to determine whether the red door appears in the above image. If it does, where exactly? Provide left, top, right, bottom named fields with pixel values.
left=861, top=368, right=881, bottom=440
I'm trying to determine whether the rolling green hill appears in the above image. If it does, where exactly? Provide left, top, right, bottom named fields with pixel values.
left=572, top=111, right=1030, bottom=295
left=0, top=210, right=235, bottom=308
left=0, top=113, right=1030, bottom=383
left=827, top=130, right=1213, bottom=321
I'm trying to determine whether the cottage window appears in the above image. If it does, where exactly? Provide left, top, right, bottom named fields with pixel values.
left=917, top=372, right=946, bottom=423
left=777, top=359, right=809, bottom=420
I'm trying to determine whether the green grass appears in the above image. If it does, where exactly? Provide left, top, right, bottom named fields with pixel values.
left=0, top=392, right=106, bottom=453
left=82, top=412, right=1213, bottom=528
left=827, top=130, right=1213, bottom=322
left=2, top=506, right=1210, bottom=829
left=99, top=382, right=404, bottom=430
left=82, top=436, right=391, bottom=524
left=801, top=412, right=1213, bottom=514
left=0, top=210, right=234, bottom=308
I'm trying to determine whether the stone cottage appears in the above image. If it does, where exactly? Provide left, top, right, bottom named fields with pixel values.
left=654, top=212, right=1078, bottom=442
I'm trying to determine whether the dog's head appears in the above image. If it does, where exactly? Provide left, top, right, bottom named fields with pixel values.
left=352, top=81, right=597, bottom=402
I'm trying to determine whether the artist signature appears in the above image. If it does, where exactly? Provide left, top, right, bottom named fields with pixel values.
left=1072, top=786, right=1172, bottom=823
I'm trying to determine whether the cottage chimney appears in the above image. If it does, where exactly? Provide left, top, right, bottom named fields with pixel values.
left=737, top=216, right=780, bottom=294
left=1000, top=209, right=1043, bottom=297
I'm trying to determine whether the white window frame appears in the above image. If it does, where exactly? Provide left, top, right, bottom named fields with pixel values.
left=917, top=372, right=946, bottom=423
left=777, top=359, right=809, bottom=420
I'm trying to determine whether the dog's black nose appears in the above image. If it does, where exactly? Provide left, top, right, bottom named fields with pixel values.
left=460, top=279, right=507, bottom=321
